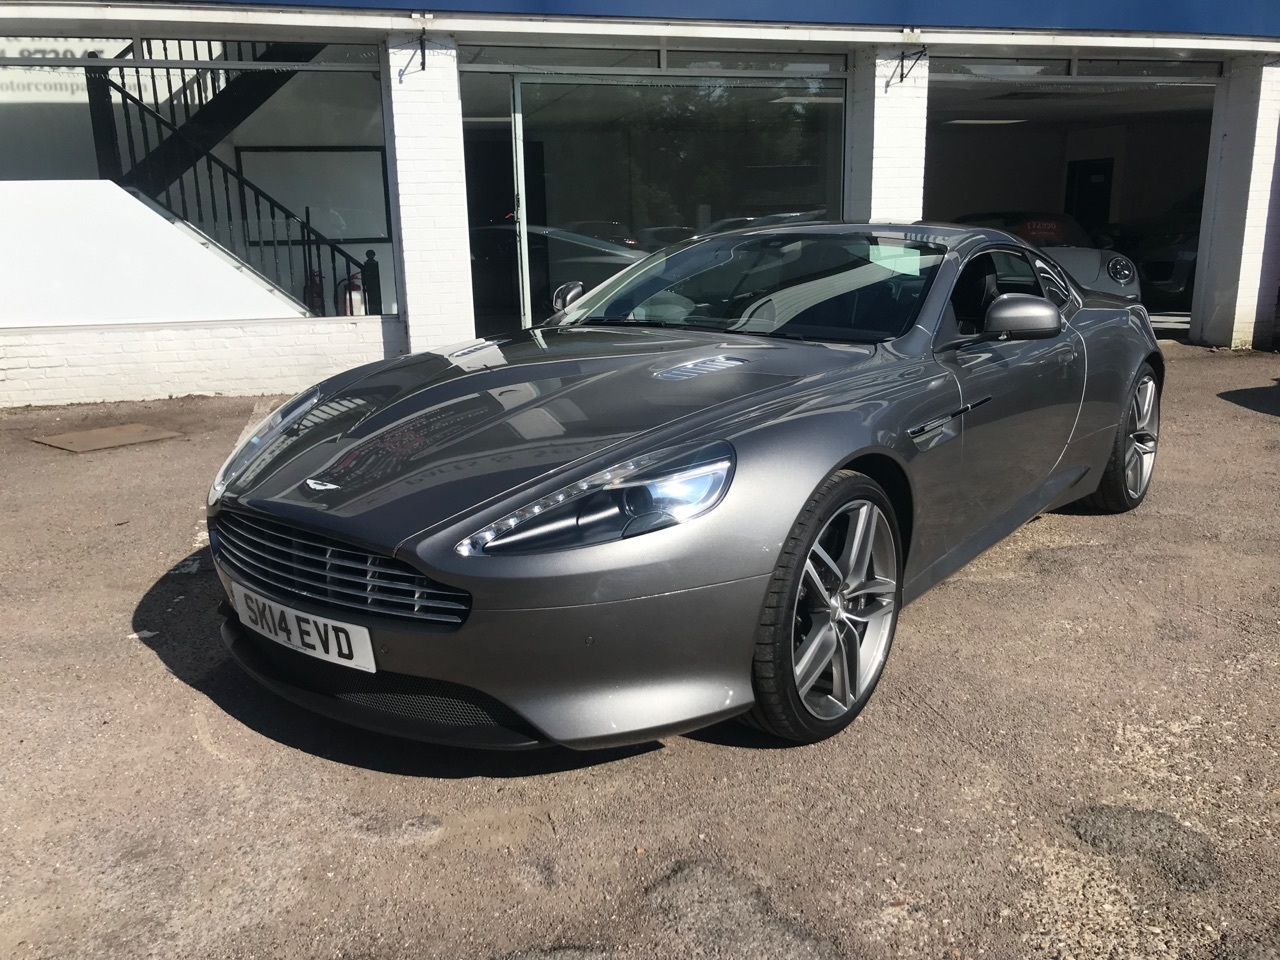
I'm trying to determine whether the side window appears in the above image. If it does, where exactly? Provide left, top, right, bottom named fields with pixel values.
left=989, top=251, right=1044, bottom=297
left=949, top=249, right=1042, bottom=334
left=1033, top=258, right=1073, bottom=309
left=949, top=252, right=997, bottom=332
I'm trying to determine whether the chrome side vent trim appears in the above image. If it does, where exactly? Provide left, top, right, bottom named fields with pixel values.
left=654, top=356, right=751, bottom=381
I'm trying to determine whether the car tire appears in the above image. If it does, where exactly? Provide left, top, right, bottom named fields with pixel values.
left=1083, top=361, right=1161, bottom=513
left=745, top=470, right=903, bottom=744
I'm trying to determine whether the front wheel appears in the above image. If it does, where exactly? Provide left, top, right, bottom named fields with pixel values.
left=745, top=470, right=903, bottom=744
left=1083, top=362, right=1161, bottom=513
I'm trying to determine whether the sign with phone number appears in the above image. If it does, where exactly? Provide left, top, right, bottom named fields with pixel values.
left=0, top=39, right=131, bottom=60
left=0, top=46, right=110, bottom=59
left=0, top=41, right=138, bottom=105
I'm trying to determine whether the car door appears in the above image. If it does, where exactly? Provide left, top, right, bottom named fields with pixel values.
left=936, top=247, right=1086, bottom=549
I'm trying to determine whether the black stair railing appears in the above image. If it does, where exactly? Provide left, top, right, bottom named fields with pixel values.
left=108, top=40, right=325, bottom=144
left=100, top=41, right=325, bottom=197
left=87, top=62, right=370, bottom=317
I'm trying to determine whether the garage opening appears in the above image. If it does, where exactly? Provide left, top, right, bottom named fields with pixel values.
left=924, top=58, right=1219, bottom=315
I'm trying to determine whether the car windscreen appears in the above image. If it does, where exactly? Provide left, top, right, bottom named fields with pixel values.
left=552, top=233, right=948, bottom=343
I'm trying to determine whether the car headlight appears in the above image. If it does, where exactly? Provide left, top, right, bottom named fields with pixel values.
left=207, top=387, right=321, bottom=506
left=456, top=441, right=735, bottom=556
left=1107, top=256, right=1136, bottom=285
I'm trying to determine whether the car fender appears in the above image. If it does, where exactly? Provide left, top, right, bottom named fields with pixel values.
left=406, top=375, right=933, bottom=610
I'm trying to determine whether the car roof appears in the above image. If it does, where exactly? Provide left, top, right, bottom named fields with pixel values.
left=471, top=223, right=639, bottom=252
left=474, top=220, right=1027, bottom=256
left=697, top=220, right=1027, bottom=254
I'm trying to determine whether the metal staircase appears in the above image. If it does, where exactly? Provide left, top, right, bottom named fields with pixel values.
left=84, top=40, right=379, bottom=317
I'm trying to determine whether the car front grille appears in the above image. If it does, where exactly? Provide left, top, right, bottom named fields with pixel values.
left=212, top=510, right=471, bottom=626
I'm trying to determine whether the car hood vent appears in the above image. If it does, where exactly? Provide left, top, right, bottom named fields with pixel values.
left=654, top=356, right=751, bottom=380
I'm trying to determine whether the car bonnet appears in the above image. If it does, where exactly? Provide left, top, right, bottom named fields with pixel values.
left=216, top=325, right=875, bottom=549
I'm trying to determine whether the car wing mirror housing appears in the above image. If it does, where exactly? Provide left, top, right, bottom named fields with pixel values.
left=552, top=281, right=586, bottom=313
left=983, top=293, right=1062, bottom=341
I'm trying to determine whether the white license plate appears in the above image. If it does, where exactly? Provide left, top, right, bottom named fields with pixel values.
left=231, top=582, right=376, bottom=673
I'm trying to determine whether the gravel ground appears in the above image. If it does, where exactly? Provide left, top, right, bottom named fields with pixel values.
left=1, top=341, right=1278, bottom=960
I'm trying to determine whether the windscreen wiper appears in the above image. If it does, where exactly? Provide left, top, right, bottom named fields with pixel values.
left=579, top=316, right=676, bottom=327
left=578, top=317, right=730, bottom=332
left=760, top=330, right=886, bottom=345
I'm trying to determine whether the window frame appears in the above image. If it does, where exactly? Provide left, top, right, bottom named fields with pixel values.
left=934, top=243, right=1065, bottom=349
left=1030, top=254, right=1083, bottom=314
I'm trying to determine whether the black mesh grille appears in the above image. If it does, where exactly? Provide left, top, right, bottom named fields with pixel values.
left=244, top=630, right=533, bottom=731
left=212, top=511, right=470, bottom=626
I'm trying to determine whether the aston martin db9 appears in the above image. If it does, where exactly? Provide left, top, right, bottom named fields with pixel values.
left=208, top=224, right=1162, bottom=750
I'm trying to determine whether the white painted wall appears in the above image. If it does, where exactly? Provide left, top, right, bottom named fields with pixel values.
left=0, top=180, right=407, bottom=407
left=2, top=179, right=305, bottom=328
left=1193, top=56, right=1280, bottom=348
left=382, top=33, right=476, bottom=351
left=847, top=47, right=930, bottom=222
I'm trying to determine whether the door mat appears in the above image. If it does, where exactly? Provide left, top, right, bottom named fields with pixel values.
left=33, top=423, right=182, bottom=453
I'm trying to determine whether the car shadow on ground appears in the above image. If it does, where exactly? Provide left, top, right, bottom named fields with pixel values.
left=132, top=550, right=659, bottom=778
left=1219, top=379, right=1280, bottom=418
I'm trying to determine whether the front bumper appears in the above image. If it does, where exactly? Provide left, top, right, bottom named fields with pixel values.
left=214, top=563, right=769, bottom=750
left=1133, top=248, right=1196, bottom=303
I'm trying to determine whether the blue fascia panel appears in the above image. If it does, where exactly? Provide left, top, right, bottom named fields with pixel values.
left=194, top=0, right=1280, bottom=41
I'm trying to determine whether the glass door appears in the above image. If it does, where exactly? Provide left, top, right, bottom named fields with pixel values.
left=460, top=72, right=526, bottom=337
left=511, top=74, right=845, bottom=328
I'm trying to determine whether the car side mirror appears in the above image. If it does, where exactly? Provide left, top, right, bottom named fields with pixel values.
left=984, top=294, right=1062, bottom=341
left=552, top=281, right=585, bottom=313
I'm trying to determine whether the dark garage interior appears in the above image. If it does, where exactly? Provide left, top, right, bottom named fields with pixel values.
left=924, top=60, right=1217, bottom=310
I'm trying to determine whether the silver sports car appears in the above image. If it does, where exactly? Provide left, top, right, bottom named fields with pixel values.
left=207, top=224, right=1162, bottom=750
left=953, top=212, right=1141, bottom=300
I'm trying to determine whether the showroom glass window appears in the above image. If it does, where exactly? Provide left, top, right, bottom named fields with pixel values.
left=458, top=47, right=847, bottom=333
left=0, top=37, right=400, bottom=315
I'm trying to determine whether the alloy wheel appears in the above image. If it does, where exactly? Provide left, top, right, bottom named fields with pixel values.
left=792, top=500, right=898, bottom=721
left=1124, top=375, right=1160, bottom=499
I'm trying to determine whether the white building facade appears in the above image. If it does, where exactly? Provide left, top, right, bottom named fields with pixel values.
left=1, top=1, right=1278, bottom=405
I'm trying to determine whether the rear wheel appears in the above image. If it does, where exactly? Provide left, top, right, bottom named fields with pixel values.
left=1084, top=362, right=1160, bottom=513
left=746, top=470, right=903, bottom=744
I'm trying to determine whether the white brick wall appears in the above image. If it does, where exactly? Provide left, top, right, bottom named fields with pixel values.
left=383, top=33, right=476, bottom=353
left=1234, top=60, right=1280, bottom=349
left=0, top=317, right=406, bottom=407
left=1192, top=56, right=1280, bottom=349
left=847, top=47, right=930, bottom=223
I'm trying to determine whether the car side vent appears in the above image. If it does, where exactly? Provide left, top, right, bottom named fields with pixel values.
left=654, top=356, right=751, bottom=381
